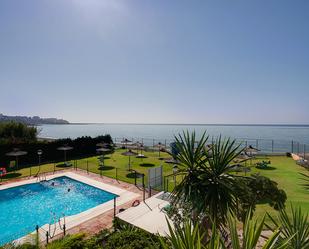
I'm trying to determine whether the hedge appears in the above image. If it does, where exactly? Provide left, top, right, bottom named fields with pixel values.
left=0, top=135, right=113, bottom=169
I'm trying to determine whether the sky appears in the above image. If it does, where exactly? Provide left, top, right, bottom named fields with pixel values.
left=0, top=0, right=308, bottom=124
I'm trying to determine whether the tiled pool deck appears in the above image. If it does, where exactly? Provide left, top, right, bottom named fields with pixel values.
left=0, top=169, right=147, bottom=243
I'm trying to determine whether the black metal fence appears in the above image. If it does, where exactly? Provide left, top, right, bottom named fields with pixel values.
left=114, top=136, right=308, bottom=159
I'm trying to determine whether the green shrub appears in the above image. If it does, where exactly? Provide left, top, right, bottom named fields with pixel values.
left=0, top=122, right=37, bottom=144
left=45, top=234, right=85, bottom=249
left=104, top=230, right=162, bottom=249
left=0, top=134, right=113, bottom=168
left=0, top=243, right=38, bottom=249
left=232, top=174, right=287, bottom=221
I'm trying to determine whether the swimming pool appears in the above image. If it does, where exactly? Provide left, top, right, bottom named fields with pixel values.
left=0, top=176, right=117, bottom=245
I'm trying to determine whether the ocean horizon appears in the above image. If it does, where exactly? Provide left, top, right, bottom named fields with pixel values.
left=38, top=123, right=309, bottom=127
left=38, top=123, right=309, bottom=148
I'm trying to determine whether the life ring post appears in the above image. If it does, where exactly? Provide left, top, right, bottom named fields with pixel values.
left=0, top=168, right=7, bottom=183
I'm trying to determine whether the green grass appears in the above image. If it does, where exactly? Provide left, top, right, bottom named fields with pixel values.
left=242, top=156, right=309, bottom=218
left=1, top=151, right=308, bottom=218
left=1, top=148, right=175, bottom=186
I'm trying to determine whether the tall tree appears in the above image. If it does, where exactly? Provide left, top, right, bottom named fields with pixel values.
left=170, top=131, right=244, bottom=225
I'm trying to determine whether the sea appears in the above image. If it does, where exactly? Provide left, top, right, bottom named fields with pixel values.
left=38, top=124, right=309, bottom=153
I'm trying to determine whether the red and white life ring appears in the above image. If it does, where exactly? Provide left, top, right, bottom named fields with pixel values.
left=0, top=168, right=7, bottom=177
left=132, top=199, right=140, bottom=207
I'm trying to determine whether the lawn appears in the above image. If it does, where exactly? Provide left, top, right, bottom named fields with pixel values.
left=248, top=155, right=309, bottom=218
left=1, top=150, right=308, bottom=218
left=1, top=148, right=175, bottom=187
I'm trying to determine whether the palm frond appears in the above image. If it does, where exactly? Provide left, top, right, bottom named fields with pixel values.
left=300, top=173, right=309, bottom=190
left=268, top=205, right=309, bottom=249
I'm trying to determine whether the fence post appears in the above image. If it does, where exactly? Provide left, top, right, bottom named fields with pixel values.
left=29, top=166, right=32, bottom=177
left=142, top=174, right=145, bottom=201
left=115, top=168, right=118, bottom=181
left=36, top=225, right=39, bottom=237
left=53, top=163, right=56, bottom=173
left=291, top=140, right=294, bottom=153
left=134, top=171, right=137, bottom=186
left=298, top=143, right=300, bottom=154
left=114, top=197, right=116, bottom=217
left=149, top=186, right=152, bottom=198
left=86, top=161, right=89, bottom=174
left=46, top=231, right=49, bottom=245
left=63, top=224, right=66, bottom=236
left=256, top=139, right=259, bottom=149
left=304, top=144, right=306, bottom=160
left=163, top=176, right=166, bottom=192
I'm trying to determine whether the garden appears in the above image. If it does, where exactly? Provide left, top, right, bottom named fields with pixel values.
left=1, top=123, right=309, bottom=248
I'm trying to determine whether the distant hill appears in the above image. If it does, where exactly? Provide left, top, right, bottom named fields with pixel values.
left=0, top=114, right=69, bottom=125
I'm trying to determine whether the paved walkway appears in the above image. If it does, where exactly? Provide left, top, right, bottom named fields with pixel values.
left=63, top=169, right=145, bottom=237
left=117, top=192, right=172, bottom=236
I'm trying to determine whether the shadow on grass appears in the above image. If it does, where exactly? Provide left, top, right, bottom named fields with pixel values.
left=139, top=163, right=155, bottom=167
left=126, top=172, right=144, bottom=179
left=2, top=173, right=22, bottom=179
left=97, top=156, right=111, bottom=160
left=256, top=166, right=277, bottom=170
left=98, top=166, right=115, bottom=171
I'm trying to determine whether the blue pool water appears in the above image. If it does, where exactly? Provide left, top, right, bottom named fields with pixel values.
left=0, top=176, right=117, bottom=245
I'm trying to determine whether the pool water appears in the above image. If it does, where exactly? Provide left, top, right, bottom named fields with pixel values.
left=0, top=176, right=117, bottom=245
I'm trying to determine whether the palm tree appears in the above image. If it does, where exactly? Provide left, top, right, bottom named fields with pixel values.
left=170, top=131, right=244, bottom=225
left=158, top=219, right=224, bottom=249
left=227, top=210, right=289, bottom=249
left=159, top=213, right=288, bottom=249
left=300, top=173, right=309, bottom=190
left=267, top=205, right=309, bottom=249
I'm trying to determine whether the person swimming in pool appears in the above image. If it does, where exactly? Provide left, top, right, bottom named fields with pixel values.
left=68, top=188, right=70, bottom=192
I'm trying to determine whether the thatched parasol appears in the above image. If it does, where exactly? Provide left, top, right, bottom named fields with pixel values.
left=6, top=148, right=28, bottom=169
left=57, top=145, right=73, bottom=166
left=122, top=150, right=137, bottom=170
left=154, top=142, right=165, bottom=157
left=96, top=147, right=111, bottom=167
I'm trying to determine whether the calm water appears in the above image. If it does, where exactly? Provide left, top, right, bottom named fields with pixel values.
left=39, top=124, right=309, bottom=145
left=0, top=176, right=116, bottom=245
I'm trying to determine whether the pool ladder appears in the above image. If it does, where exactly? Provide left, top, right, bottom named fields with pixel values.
left=37, top=173, right=47, bottom=182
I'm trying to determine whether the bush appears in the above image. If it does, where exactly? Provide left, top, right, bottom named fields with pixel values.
left=256, top=160, right=271, bottom=169
left=235, top=174, right=287, bottom=220
left=104, top=230, right=161, bottom=249
left=0, top=122, right=37, bottom=144
left=45, top=234, right=85, bottom=249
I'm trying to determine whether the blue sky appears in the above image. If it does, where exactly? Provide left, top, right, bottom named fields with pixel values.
left=0, top=0, right=308, bottom=124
